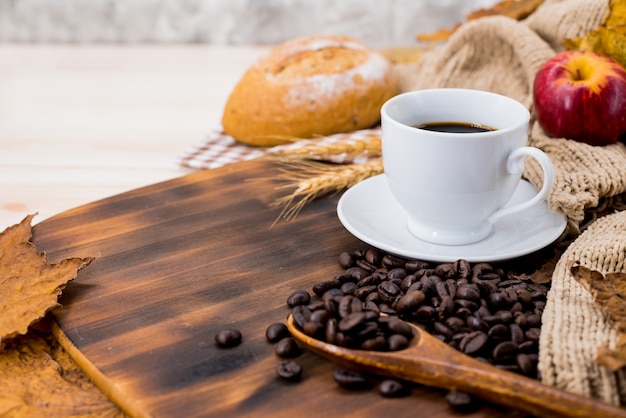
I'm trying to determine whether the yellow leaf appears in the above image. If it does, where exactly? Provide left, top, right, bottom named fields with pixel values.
left=564, top=0, right=626, bottom=69
left=0, top=215, right=94, bottom=347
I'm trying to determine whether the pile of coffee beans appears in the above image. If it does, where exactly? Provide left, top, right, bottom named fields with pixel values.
left=267, top=248, right=550, bottom=411
left=290, top=299, right=414, bottom=352
left=296, top=248, right=548, bottom=379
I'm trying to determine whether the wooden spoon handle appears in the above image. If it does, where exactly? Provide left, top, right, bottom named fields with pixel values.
left=356, top=333, right=626, bottom=418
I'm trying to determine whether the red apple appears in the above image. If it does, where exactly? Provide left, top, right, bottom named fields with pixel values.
left=533, top=50, right=626, bottom=146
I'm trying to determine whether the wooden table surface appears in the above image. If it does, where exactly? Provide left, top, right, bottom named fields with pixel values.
left=0, top=44, right=574, bottom=417
left=0, top=44, right=267, bottom=230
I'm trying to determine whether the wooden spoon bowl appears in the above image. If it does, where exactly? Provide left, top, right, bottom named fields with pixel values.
left=287, top=315, right=626, bottom=418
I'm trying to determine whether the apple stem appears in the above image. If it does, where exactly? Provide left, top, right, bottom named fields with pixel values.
left=575, top=68, right=582, bottom=81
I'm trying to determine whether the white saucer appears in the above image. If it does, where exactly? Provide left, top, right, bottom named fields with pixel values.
left=337, top=174, right=567, bottom=263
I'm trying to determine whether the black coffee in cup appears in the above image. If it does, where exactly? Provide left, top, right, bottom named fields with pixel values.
left=413, top=121, right=497, bottom=133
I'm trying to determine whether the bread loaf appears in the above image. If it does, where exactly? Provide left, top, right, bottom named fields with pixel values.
left=221, top=35, right=398, bottom=147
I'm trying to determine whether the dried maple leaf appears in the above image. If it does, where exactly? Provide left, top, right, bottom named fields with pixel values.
left=0, top=324, right=123, bottom=417
left=0, top=214, right=94, bottom=348
left=416, top=0, right=546, bottom=42
left=564, top=0, right=626, bottom=69
left=570, top=260, right=626, bottom=371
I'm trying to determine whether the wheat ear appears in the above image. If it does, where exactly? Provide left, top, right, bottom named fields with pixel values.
left=271, top=157, right=384, bottom=222
left=271, top=136, right=382, bottom=160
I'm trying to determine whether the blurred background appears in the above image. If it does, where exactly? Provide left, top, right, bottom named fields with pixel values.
left=0, top=0, right=501, bottom=48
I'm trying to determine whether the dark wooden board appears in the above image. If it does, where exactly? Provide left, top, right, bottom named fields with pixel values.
left=32, top=159, right=524, bottom=418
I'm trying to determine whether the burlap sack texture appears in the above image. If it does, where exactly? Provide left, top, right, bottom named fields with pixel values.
left=395, top=0, right=626, bottom=406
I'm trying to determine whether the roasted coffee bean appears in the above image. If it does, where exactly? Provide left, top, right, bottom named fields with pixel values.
left=498, top=279, right=523, bottom=288
left=355, top=260, right=377, bottom=273
left=312, top=279, right=341, bottom=297
left=493, top=341, right=518, bottom=363
left=475, top=304, right=492, bottom=318
left=414, top=305, right=436, bottom=321
left=351, top=249, right=366, bottom=258
left=309, top=308, right=329, bottom=325
left=302, top=321, right=324, bottom=338
left=518, top=340, right=537, bottom=353
left=438, top=295, right=455, bottom=317
left=527, top=313, right=541, bottom=327
left=387, top=267, right=407, bottom=281
left=364, top=248, right=382, bottom=266
left=460, top=331, right=488, bottom=355
left=353, top=285, right=377, bottom=300
left=291, top=305, right=312, bottom=329
left=487, top=324, right=509, bottom=341
left=515, top=288, right=533, bottom=305
left=514, top=312, right=528, bottom=327
left=395, top=290, right=426, bottom=315
left=276, top=360, right=303, bottom=382
left=455, top=307, right=473, bottom=319
left=338, top=295, right=355, bottom=318
left=383, top=316, right=414, bottom=337
left=325, top=318, right=338, bottom=344
left=388, top=333, right=410, bottom=351
left=405, top=259, right=430, bottom=273
left=516, top=353, right=536, bottom=376
left=382, top=254, right=406, bottom=269
left=433, top=321, right=452, bottom=339
left=335, top=272, right=356, bottom=284
left=356, top=322, right=379, bottom=340
left=322, top=288, right=343, bottom=301
left=364, top=291, right=380, bottom=305
left=466, top=316, right=488, bottom=332
left=378, top=280, right=401, bottom=303
left=357, top=274, right=381, bottom=288
left=338, top=251, right=355, bottom=269
left=338, top=312, right=368, bottom=333
left=287, top=289, right=311, bottom=308
left=274, top=337, right=301, bottom=358
left=445, top=316, right=465, bottom=331
left=456, top=284, right=481, bottom=302
left=351, top=296, right=364, bottom=313
left=525, top=327, right=541, bottom=342
left=455, top=299, right=479, bottom=311
left=434, top=263, right=455, bottom=279
left=347, top=266, right=371, bottom=280
left=401, top=274, right=420, bottom=291
left=454, top=259, right=472, bottom=281
left=435, top=281, right=453, bottom=299
left=363, top=301, right=380, bottom=314
left=308, top=300, right=326, bottom=311
left=265, top=322, right=289, bottom=343
left=419, top=275, right=437, bottom=293
left=333, top=368, right=372, bottom=390
left=446, top=390, right=478, bottom=411
left=378, top=379, right=410, bottom=398
left=378, top=304, right=396, bottom=315
left=509, top=323, right=525, bottom=345
left=215, top=329, right=242, bottom=348
left=533, top=300, right=546, bottom=311
left=361, top=335, right=387, bottom=351
left=340, top=281, right=358, bottom=295
left=510, top=301, right=523, bottom=314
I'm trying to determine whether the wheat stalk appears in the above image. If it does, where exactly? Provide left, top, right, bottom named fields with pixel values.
left=271, top=157, right=384, bottom=222
left=271, top=135, right=382, bottom=160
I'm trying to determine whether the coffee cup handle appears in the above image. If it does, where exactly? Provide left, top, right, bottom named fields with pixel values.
left=488, top=147, right=555, bottom=223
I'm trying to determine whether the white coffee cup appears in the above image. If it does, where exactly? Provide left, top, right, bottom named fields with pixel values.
left=381, top=88, right=554, bottom=246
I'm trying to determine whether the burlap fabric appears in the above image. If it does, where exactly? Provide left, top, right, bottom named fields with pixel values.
left=395, top=0, right=626, bottom=405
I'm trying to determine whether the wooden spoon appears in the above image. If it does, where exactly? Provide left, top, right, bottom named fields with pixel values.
left=286, top=315, right=626, bottom=418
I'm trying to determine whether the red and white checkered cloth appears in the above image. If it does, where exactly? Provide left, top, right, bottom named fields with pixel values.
left=178, top=127, right=381, bottom=170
